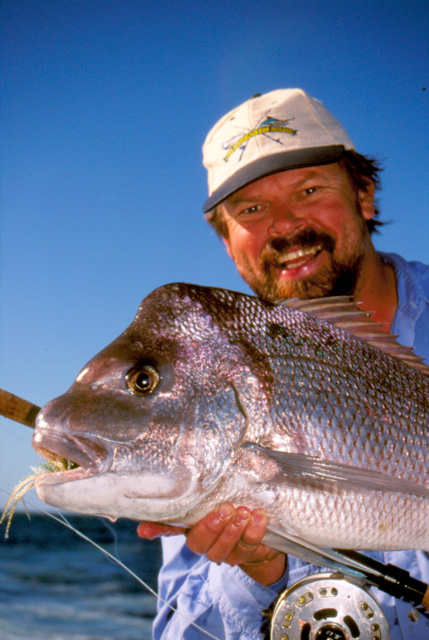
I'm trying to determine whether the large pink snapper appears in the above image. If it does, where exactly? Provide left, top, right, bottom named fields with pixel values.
left=32, top=283, right=428, bottom=553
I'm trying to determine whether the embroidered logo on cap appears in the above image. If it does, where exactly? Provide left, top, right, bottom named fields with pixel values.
left=222, top=113, right=298, bottom=163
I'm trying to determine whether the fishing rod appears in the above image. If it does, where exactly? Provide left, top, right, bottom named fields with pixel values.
left=1, top=388, right=428, bottom=615
left=0, top=389, right=40, bottom=428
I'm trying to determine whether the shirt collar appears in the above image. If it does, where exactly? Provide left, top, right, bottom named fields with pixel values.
left=378, top=251, right=428, bottom=322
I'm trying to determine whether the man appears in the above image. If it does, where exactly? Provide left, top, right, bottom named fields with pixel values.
left=138, top=89, right=429, bottom=638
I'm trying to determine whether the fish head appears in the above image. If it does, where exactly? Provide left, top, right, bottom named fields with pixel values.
left=32, top=284, right=260, bottom=524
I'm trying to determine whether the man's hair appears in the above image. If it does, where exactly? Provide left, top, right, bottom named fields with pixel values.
left=205, top=150, right=383, bottom=238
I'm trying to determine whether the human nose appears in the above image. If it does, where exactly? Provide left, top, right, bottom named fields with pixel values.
left=267, top=205, right=306, bottom=237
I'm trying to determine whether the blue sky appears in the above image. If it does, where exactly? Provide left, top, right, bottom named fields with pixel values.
left=1, top=0, right=428, bottom=513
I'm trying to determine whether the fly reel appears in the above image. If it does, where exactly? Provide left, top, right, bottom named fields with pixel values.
left=270, top=573, right=389, bottom=640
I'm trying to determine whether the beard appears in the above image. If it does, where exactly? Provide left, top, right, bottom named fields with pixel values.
left=235, top=227, right=366, bottom=302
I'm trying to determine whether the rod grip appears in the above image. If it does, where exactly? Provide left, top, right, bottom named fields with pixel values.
left=338, top=549, right=429, bottom=608
left=0, top=389, right=40, bottom=428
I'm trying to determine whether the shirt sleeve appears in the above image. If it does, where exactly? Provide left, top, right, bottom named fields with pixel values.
left=153, top=535, right=289, bottom=640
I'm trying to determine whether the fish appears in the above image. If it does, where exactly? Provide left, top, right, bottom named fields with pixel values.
left=32, top=283, right=429, bottom=553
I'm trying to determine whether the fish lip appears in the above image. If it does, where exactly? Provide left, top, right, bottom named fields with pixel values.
left=32, top=429, right=112, bottom=481
left=35, top=465, right=92, bottom=487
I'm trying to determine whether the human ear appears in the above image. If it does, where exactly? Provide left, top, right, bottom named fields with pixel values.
left=223, top=236, right=233, bottom=259
left=358, top=180, right=375, bottom=221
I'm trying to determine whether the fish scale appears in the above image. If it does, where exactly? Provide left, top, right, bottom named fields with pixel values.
left=32, top=283, right=428, bottom=551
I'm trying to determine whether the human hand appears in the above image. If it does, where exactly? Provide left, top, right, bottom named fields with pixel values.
left=137, top=503, right=286, bottom=586
left=185, top=503, right=286, bottom=585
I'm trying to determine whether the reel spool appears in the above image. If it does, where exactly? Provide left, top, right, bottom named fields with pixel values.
left=270, top=573, right=389, bottom=640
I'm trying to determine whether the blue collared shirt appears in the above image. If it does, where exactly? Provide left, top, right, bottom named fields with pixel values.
left=153, top=253, right=429, bottom=640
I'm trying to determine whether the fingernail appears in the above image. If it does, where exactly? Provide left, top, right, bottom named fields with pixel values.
left=252, top=509, right=266, bottom=524
left=234, top=508, right=250, bottom=524
left=218, top=504, right=234, bottom=519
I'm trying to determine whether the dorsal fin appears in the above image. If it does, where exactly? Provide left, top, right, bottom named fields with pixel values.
left=276, top=296, right=429, bottom=375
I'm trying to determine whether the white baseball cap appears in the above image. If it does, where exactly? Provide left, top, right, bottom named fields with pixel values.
left=202, top=88, right=354, bottom=212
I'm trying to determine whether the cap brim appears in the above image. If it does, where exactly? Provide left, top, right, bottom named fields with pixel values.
left=203, top=145, right=345, bottom=213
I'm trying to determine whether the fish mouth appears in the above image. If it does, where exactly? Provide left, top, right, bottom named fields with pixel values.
left=32, top=429, right=111, bottom=486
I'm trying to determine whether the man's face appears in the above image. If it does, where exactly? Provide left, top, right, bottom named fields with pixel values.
left=220, top=163, right=375, bottom=301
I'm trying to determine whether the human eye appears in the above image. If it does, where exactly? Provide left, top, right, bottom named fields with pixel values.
left=291, top=184, right=323, bottom=204
left=241, top=204, right=262, bottom=214
left=303, top=186, right=321, bottom=196
left=226, top=200, right=269, bottom=220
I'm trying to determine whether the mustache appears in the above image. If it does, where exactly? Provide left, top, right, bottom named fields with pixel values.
left=261, top=229, right=335, bottom=262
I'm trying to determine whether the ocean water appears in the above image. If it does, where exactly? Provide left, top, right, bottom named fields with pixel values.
left=0, top=514, right=162, bottom=640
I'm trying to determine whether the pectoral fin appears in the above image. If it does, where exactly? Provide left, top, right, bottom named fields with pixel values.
left=250, top=445, right=429, bottom=498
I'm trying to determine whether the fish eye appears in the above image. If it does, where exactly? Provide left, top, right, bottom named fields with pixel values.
left=126, top=365, right=160, bottom=395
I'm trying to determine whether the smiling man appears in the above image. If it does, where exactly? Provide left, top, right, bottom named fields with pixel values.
left=138, top=89, right=429, bottom=639
left=217, top=163, right=395, bottom=328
